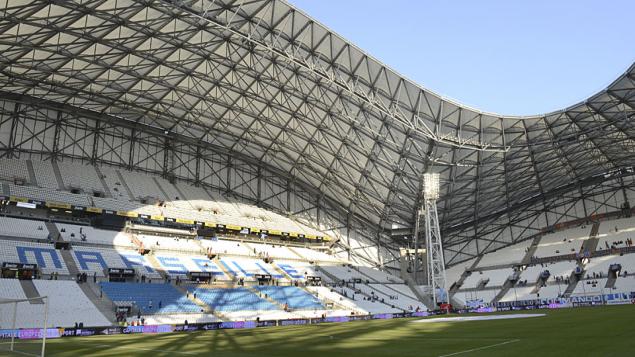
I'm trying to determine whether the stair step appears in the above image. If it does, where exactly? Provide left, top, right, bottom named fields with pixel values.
left=115, top=169, right=135, bottom=200
left=50, top=160, right=66, bottom=190
left=25, top=160, right=38, bottom=186
left=93, top=165, right=113, bottom=198
left=19, top=280, right=44, bottom=304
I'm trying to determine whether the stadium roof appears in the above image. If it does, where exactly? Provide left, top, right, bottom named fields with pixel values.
left=1, top=0, right=634, bottom=262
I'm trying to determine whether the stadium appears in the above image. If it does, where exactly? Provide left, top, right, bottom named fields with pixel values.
left=0, top=0, right=634, bottom=356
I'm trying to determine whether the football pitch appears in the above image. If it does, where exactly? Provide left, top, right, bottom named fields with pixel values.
left=4, top=305, right=635, bottom=357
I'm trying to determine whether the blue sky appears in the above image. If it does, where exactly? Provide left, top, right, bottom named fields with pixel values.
left=288, top=0, right=635, bottom=116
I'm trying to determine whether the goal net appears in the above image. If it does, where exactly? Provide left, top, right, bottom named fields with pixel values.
left=0, top=296, right=49, bottom=357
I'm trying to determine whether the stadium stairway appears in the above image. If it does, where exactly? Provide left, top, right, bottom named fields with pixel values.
left=93, top=166, right=113, bottom=197
left=19, top=279, right=44, bottom=304
left=152, top=177, right=170, bottom=200
left=605, top=275, right=617, bottom=289
left=82, top=281, right=117, bottom=324
left=173, top=284, right=227, bottom=320
left=521, top=234, right=544, bottom=265
left=492, top=275, right=517, bottom=304
left=449, top=256, right=482, bottom=294
left=59, top=249, right=80, bottom=276
left=25, top=160, right=38, bottom=186
left=288, top=247, right=309, bottom=261
left=213, top=257, right=235, bottom=280
left=300, top=286, right=356, bottom=312
left=581, top=222, right=601, bottom=255
left=115, top=169, right=135, bottom=200
left=268, top=261, right=292, bottom=280
left=45, top=221, right=60, bottom=241
left=50, top=161, right=66, bottom=190
left=395, top=261, right=437, bottom=309
left=145, top=254, right=170, bottom=281
left=563, top=265, right=584, bottom=297
left=315, top=265, right=340, bottom=283
left=245, top=286, right=287, bottom=310
left=352, top=266, right=380, bottom=283
left=561, top=222, right=600, bottom=296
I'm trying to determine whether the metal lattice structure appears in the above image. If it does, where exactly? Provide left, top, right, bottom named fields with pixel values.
left=0, top=0, right=635, bottom=269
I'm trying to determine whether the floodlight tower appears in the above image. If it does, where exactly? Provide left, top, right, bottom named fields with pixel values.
left=422, top=173, right=447, bottom=306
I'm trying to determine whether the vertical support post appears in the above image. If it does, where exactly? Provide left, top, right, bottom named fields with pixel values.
left=412, top=208, right=421, bottom=284
left=424, top=199, right=447, bottom=306
left=41, top=297, right=48, bottom=357
left=10, top=301, right=17, bottom=352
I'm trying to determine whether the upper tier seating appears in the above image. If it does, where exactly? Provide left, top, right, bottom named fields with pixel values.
left=0, top=159, right=30, bottom=183
left=56, top=223, right=135, bottom=247
left=9, top=184, right=91, bottom=206
left=292, top=247, right=340, bottom=263
left=596, top=217, right=635, bottom=252
left=100, top=282, right=201, bottom=314
left=319, top=265, right=362, bottom=283
left=200, top=239, right=252, bottom=256
left=0, top=240, right=69, bottom=275
left=0, top=279, right=111, bottom=329
left=0, top=216, right=49, bottom=240
left=250, top=243, right=299, bottom=260
left=137, top=234, right=203, bottom=254
left=477, top=239, right=533, bottom=267
left=118, top=170, right=166, bottom=201
left=355, top=266, right=403, bottom=283
left=445, top=258, right=476, bottom=288
left=187, top=287, right=278, bottom=312
left=252, top=286, right=323, bottom=310
left=461, top=268, right=513, bottom=289
left=1, top=159, right=330, bottom=241
left=57, top=161, right=105, bottom=194
left=516, top=261, right=576, bottom=283
left=98, top=166, right=131, bottom=200
left=30, top=160, right=58, bottom=189
left=534, top=226, right=589, bottom=258
left=71, top=246, right=159, bottom=278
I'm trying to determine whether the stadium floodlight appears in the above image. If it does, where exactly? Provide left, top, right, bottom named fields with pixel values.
left=423, top=173, right=440, bottom=201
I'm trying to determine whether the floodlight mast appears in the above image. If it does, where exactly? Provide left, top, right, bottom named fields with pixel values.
left=422, top=173, right=447, bottom=307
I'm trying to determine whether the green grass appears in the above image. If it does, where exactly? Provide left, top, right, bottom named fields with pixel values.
left=3, top=305, right=635, bottom=357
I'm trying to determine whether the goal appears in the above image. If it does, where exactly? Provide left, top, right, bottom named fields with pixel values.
left=0, top=296, right=49, bottom=357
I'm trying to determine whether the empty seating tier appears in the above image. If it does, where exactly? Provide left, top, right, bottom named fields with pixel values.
left=100, top=282, right=201, bottom=314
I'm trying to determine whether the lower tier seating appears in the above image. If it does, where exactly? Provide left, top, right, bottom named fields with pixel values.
left=252, top=286, right=323, bottom=310
left=187, top=287, right=278, bottom=312
left=0, top=279, right=110, bottom=329
left=100, top=282, right=202, bottom=314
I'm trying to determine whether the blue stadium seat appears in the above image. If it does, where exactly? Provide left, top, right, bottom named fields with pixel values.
left=187, top=287, right=278, bottom=311
left=100, top=282, right=201, bottom=314
left=253, top=286, right=323, bottom=310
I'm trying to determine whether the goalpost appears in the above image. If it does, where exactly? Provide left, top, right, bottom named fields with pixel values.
left=0, top=296, right=49, bottom=357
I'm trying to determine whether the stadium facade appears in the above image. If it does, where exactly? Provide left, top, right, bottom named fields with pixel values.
left=1, top=0, right=634, bottom=271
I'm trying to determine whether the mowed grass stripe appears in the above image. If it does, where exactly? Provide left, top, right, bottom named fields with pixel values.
left=10, top=305, right=635, bottom=357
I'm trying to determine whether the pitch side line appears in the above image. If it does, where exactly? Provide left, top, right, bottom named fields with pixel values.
left=437, top=339, right=520, bottom=357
